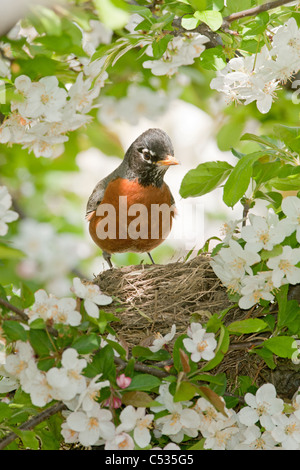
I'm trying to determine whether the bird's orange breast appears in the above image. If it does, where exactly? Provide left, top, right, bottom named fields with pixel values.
left=89, top=178, right=175, bottom=254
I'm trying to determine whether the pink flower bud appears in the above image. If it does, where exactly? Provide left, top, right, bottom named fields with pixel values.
left=104, top=396, right=122, bottom=409
left=112, top=396, right=122, bottom=409
left=116, top=373, right=132, bottom=389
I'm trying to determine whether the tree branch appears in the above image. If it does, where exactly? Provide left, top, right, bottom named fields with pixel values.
left=0, top=401, right=66, bottom=450
left=223, top=0, right=296, bottom=24
left=114, top=356, right=171, bottom=378
left=0, top=297, right=58, bottom=337
left=0, top=297, right=28, bottom=322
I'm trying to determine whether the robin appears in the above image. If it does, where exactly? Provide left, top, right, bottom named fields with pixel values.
left=86, top=128, right=179, bottom=268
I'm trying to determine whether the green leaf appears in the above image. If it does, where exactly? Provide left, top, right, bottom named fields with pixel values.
left=273, top=125, right=300, bottom=153
left=242, top=15, right=269, bottom=38
left=199, top=46, right=226, bottom=70
left=223, top=152, right=265, bottom=207
left=260, top=244, right=283, bottom=261
left=194, top=9, right=223, bottom=31
left=30, top=6, right=62, bottom=36
left=37, top=357, right=56, bottom=371
left=29, top=329, right=54, bottom=356
left=181, top=14, right=200, bottom=30
left=174, top=381, right=197, bottom=402
left=269, top=175, right=300, bottom=191
left=180, top=161, right=233, bottom=198
left=189, top=0, right=207, bottom=10
left=72, top=333, right=101, bottom=354
left=93, top=0, right=130, bottom=29
left=2, top=321, right=27, bottom=342
left=223, top=0, right=251, bottom=15
left=277, top=285, right=300, bottom=334
left=252, top=161, right=282, bottom=186
left=280, top=300, right=300, bottom=335
left=206, top=0, right=224, bottom=11
left=20, top=283, right=35, bottom=309
left=188, top=438, right=205, bottom=450
left=84, top=345, right=116, bottom=381
left=217, top=121, right=245, bottom=151
left=201, top=325, right=229, bottom=372
left=173, top=334, right=197, bottom=373
left=228, top=318, right=268, bottom=335
left=13, top=428, right=40, bottom=450
left=152, top=34, right=173, bottom=59
left=0, top=243, right=24, bottom=260
left=240, top=38, right=261, bottom=53
left=27, top=318, right=46, bottom=330
left=263, top=336, right=298, bottom=358
left=122, top=391, right=153, bottom=407
left=0, top=402, right=13, bottom=422
left=126, top=374, right=161, bottom=391
left=253, top=346, right=275, bottom=369
left=240, top=133, right=279, bottom=150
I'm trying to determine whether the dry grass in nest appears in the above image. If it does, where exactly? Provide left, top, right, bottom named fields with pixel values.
left=91, top=254, right=300, bottom=399
left=94, top=254, right=234, bottom=347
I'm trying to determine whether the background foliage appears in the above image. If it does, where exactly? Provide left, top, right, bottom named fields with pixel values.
left=0, top=0, right=300, bottom=451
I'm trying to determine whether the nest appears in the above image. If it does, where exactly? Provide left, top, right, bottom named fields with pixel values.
left=94, top=254, right=234, bottom=346
left=93, top=254, right=300, bottom=399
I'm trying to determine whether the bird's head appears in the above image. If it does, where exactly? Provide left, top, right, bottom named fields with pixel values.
left=124, top=128, right=179, bottom=185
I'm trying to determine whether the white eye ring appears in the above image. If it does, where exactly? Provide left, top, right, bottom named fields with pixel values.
left=141, top=148, right=156, bottom=161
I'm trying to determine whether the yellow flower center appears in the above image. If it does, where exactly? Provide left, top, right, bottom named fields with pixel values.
left=41, top=93, right=50, bottom=104
left=88, top=417, right=98, bottom=430
left=279, top=259, right=292, bottom=274
left=197, top=340, right=208, bottom=352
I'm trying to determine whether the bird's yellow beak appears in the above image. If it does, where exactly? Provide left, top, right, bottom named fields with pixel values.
left=156, top=155, right=179, bottom=166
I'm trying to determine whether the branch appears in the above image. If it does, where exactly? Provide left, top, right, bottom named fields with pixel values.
left=114, top=356, right=170, bottom=378
left=0, top=297, right=28, bottom=322
left=0, top=297, right=58, bottom=337
left=0, top=401, right=66, bottom=450
left=223, top=0, right=296, bottom=24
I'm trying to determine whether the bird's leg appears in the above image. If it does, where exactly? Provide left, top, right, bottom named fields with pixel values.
left=103, top=251, right=113, bottom=269
left=147, top=252, right=155, bottom=264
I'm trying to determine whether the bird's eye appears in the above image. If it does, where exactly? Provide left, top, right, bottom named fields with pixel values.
left=139, top=148, right=153, bottom=161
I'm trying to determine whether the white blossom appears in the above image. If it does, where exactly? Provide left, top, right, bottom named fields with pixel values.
left=143, top=34, right=208, bottom=77
left=117, top=406, right=154, bottom=448
left=152, top=385, right=200, bottom=442
left=105, top=432, right=135, bottom=450
left=271, top=414, right=300, bottom=450
left=234, top=425, right=277, bottom=450
left=82, top=20, right=113, bottom=56
left=183, top=322, right=217, bottom=362
left=217, top=239, right=261, bottom=277
left=4, top=341, right=35, bottom=381
left=149, top=324, right=176, bottom=353
left=195, top=396, right=232, bottom=438
left=66, top=405, right=115, bottom=446
left=280, top=196, right=300, bottom=243
left=71, top=277, right=112, bottom=318
left=76, top=374, right=110, bottom=412
left=238, top=383, right=284, bottom=431
left=240, top=213, right=286, bottom=253
left=61, top=422, right=80, bottom=444
left=271, top=17, right=300, bottom=57
left=26, top=289, right=82, bottom=326
left=0, top=186, right=19, bottom=236
left=238, top=272, right=275, bottom=309
left=266, top=245, right=300, bottom=288
left=12, top=75, right=67, bottom=122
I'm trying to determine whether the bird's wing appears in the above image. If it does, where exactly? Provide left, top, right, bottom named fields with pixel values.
left=85, top=167, right=122, bottom=218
